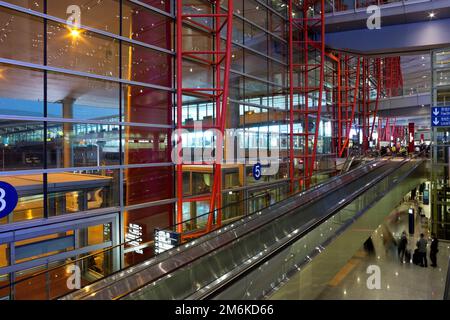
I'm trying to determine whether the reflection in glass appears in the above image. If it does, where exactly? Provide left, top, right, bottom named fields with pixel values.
left=0, top=64, right=44, bottom=117
left=47, top=21, right=119, bottom=78
left=0, top=120, right=44, bottom=171
left=47, top=122, right=120, bottom=168
left=47, top=72, right=120, bottom=121
left=0, top=173, right=44, bottom=225
left=47, top=169, right=119, bottom=217
left=0, top=7, right=44, bottom=64
left=125, top=166, right=173, bottom=206
left=122, top=84, right=172, bottom=125
left=124, top=126, right=170, bottom=165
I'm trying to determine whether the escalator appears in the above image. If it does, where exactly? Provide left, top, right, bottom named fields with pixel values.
left=61, top=156, right=426, bottom=300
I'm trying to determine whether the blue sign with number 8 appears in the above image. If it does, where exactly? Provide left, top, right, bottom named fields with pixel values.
left=253, top=163, right=262, bottom=181
left=0, top=181, right=18, bottom=219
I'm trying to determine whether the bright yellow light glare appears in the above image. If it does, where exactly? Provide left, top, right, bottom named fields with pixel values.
left=70, top=28, right=81, bottom=38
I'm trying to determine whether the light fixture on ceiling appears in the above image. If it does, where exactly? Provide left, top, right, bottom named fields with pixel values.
left=429, top=12, right=435, bottom=18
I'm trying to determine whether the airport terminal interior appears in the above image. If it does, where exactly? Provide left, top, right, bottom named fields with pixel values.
left=0, top=0, right=449, bottom=300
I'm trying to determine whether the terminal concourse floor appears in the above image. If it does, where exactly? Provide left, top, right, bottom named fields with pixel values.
left=272, top=200, right=449, bottom=300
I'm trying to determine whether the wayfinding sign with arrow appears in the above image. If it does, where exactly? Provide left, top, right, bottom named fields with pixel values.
left=431, top=106, right=450, bottom=127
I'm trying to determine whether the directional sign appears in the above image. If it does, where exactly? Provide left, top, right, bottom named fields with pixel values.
left=431, top=106, right=450, bottom=127
left=154, top=229, right=181, bottom=255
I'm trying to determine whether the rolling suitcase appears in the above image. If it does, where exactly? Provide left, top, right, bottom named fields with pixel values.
left=405, top=249, right=411, bottom=263
left=413, top=249, right=420, bottom=265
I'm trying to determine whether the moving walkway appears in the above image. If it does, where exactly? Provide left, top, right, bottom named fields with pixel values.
left=61, top=155, right=426, bottom=300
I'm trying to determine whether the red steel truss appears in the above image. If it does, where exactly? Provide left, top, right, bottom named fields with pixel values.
left=338, top=55, right=361, bottom=157
left=176, top=1, right=233, bottom=235
left=359, top=57, right=382, bottom=152
left=289, top=0, right=325, bottom=191
left=384, top=56, right=403, bottom=97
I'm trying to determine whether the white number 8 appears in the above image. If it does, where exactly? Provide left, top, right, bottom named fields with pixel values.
left=0, top=188, right=6, bottom=212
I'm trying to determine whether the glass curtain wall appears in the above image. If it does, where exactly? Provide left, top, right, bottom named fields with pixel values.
left=178, top=0, right=291, bottom=225
left=0, top=0, right=175, bottom=271
left=431, top=48, right=450, bottom=240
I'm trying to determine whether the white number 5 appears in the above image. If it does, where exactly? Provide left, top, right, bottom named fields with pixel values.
left=0, top=188, right=6, bottom=212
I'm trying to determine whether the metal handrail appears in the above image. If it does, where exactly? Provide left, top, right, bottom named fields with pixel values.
left=191, top=155, right=423, bottom=299
left=67, top=158, right=390, bottom=300
left=444, top=256, right=450, bottom=300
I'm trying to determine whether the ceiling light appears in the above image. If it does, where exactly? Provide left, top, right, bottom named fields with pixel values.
left=429, top=12, right=435, bottom=18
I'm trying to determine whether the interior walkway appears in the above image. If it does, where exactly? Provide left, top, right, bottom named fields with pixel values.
left=316, top=201, right=450, bottom=300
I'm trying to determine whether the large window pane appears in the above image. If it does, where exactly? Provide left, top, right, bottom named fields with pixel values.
left=47, top=0, right=120, bottom=35
left=122, top=84, right=172, bottom=125
left=124, top=203, right=173, bottom=266
left=137, top=0, right=172, bottom=14
left=47, top=21, right=119, bottom=77
left=47, top=72, right=120, bottom=121
left=124, top=126, right=170, bottom=165
left=46, top=122, right=120, bottom=168
left=125, top=165, right=173, bottom=206
left=122, top=1, right=172, bottom=49
left=3, top=0, right=43, bottom=12
left=47, top=169, right=119, bottom=217
left=0, top=7, right=43, bottom=64
left=0, top=64, right=44, bottom=117
left=0, top=173, right=44, bottom=225
left=0, top=120, right=44, bottom=171
left=121, top=42, right=172, bottom=87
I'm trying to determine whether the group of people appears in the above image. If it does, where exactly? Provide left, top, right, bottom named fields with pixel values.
left=398, top=232, right=439, bottom=267
left=380, top=144, right=408, bottom=157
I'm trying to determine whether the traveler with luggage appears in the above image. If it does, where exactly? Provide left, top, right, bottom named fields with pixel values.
left=416, top=233, right=428, bottom=267
left=398, top=231, right=408, bottom=263
left=430, top=233, right=439, bottom=267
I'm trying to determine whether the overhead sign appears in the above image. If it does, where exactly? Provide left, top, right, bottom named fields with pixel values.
left=253, top=163, right=262, bottom=180
left=0, top=181, right=18, bottom=219
left=431, top=106, right=450, bottom=127
left=154, top=229, right=181, bottom=255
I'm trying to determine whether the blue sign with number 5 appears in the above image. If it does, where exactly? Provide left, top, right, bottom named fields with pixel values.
left=253, top=163, right=262, bottom=181
left=0, top=181, right=18, bottom=219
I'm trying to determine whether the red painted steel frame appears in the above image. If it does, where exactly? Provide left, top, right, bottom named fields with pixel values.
left=338, top=55, right=361, bottom=157
left=289, top=0, right=326, bottom=191
left=176, top=1, right=233, bottom=234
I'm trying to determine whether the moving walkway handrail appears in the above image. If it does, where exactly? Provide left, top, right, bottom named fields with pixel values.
left=186, top=156, right=424, bottom=299
left=63, top=157, right=392, bottom=300
left=0, top=187, right=278, bottom=295
left=444, top=256, right=450, bottom=300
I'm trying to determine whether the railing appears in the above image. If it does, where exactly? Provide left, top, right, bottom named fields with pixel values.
left=187, top=155, right=425, bottom=299
left=0, top=153, right=404, bottom=300
left=0, top=186, right=282, bottom=300
left=326, top=0, right=432, bottom=14
left=444, top=256, right=450, bottom=300
left=70, top=157, right=394, bottom=300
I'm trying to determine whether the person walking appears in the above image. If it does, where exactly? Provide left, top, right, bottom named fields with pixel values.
left=416, top=233, right=428, bottom=267
left=398, top=231, right=408, bottom=263
left=430, top=233, right=439, bottom=267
